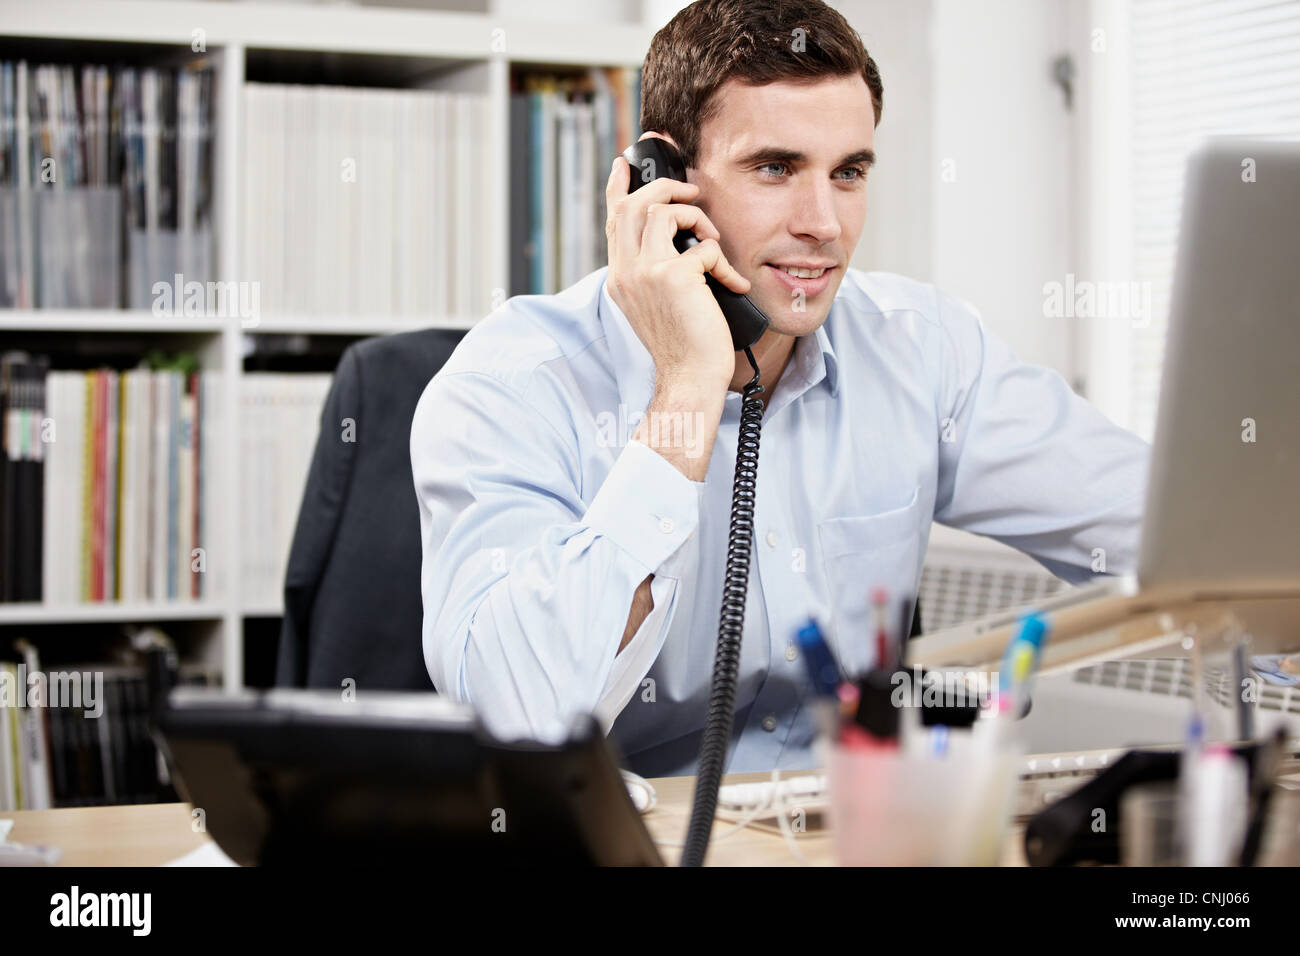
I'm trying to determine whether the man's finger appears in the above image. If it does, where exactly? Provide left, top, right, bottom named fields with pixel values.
left=613, top=177, right=700, bottom=266
left=605, top=157, right=631, bottom=265
left=641, top=202, right=721, bottom=261
left=683, top=238, right=752, bottom=295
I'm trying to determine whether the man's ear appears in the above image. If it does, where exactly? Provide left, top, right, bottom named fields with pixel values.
left=635, top=130, right=692, bottom=181
left=637, top=130, right=681, bottom=152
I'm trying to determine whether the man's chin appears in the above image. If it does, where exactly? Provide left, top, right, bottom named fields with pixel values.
left=750, top=296, right=835, bottom=337
left=747, top=269, right=842, bottom=336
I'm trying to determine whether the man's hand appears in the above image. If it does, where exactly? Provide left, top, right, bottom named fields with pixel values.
left=605, top=145, right=752, bottom=394
left=604, top=137, right=745, bottom=651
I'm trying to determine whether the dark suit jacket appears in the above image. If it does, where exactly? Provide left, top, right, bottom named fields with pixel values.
left=275, top=328, right=464, bottom=690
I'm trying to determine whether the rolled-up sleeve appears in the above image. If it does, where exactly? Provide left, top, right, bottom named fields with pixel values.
left=932, top=291, right=1151, bottom=584
left=411, top=368, right=699, bottom=743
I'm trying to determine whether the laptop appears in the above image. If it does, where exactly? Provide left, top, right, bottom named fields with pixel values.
left=910, top=138, right=1300, bottom=673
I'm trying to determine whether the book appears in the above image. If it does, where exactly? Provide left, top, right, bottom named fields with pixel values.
left=0, top=351, right=49, bottom=602
left=240, top=82, right=488, bottom=320
left=514, top=67, right=641, bottom=294
left=0, top=662, right=17, bottom=810
left=0, top=355, right=217, bottom=605
left=239, top=373, right=333, bottom=609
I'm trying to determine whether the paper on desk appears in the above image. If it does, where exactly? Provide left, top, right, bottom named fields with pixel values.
left=0, top=818, right=62, bottom=865
left=165, top=842, right=240, bottom=866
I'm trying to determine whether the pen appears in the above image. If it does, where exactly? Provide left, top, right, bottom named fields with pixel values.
left=795, top=618, right=840, bottom=698
left=836, top=680, right=860, bottom=722
left=929, top=725, right=950, bottom=758
left=1240, top=727, right=1287, bottom=865
left=897, top=593, right=916, bottom=664
left=796, top=618, right=843, bottom=743
left=997, top=611, right=1050, bottom=720
left=1232, top=639, right=1254, bottom=742
left=1186, top=746, right=1248, bottom=867
left=871, top=586, right=890, bottom=670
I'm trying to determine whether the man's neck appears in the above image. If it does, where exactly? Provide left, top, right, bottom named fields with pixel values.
left=728, top=328, right=798, bottom=401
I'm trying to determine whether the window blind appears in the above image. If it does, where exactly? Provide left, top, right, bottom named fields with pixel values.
left=1127, top=0, right=1300, bottom=440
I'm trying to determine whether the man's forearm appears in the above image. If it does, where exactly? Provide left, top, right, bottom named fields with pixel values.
left=614, top=379, right=722, bottom=651
left=619, top=574, right=655, bottom=653
left=631, top=376, right=725, bottom=482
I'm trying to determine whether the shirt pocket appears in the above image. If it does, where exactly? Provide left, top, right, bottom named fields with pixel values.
left=816, top=486, right=924, bottom=674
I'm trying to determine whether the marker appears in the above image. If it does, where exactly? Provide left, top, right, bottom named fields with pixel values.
left=929, top=725, right=950, bottom=758
left=836, top=680, right=860, bottom=722
left=871, top=587, right=890, bottom=669
left=898, top=593, right=916, bottom=661
left=796, top=618, right=841, bottom=697
left=997, top=612, right=1050, bottom=719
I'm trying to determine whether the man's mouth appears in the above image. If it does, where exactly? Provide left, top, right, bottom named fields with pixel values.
left=764, top=262, right=836, bottom=296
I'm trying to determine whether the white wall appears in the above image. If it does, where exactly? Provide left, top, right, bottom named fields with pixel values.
left=835, top=0, right=1079, bottom=383
left=641, top=0, right=692, bottom=32
left=837, top=0, right=935, bottom=283
left=931, top=0, right=1077, bottom=382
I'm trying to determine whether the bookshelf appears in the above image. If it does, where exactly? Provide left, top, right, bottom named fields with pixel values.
left=0, top=0, right=652, bottom=694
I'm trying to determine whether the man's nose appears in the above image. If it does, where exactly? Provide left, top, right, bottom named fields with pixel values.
left=788, top=178, right=843, bottom=246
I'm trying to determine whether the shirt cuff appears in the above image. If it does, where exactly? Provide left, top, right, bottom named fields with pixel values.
left=594, top=573, right=679, bottom=733
left=583, top=438, right=700, bottom=576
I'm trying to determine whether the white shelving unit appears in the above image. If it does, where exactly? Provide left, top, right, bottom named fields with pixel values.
left=0, top=600, right=227, bottom=625
left=0, top=0, right=651, bottom=687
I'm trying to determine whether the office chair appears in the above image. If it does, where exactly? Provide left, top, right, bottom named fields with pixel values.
left=275, top=328, right=465, bottom=691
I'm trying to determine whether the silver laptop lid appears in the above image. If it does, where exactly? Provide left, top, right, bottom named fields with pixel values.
left=1139, top=138, right=1300, bottom=592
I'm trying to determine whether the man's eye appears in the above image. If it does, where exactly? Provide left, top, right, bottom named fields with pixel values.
left=758, top=162, right=790, bottom=178
left=837, top=166, right=867, bottom=182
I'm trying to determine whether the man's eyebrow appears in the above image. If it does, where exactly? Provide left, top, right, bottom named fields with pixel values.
left=733, top=146, right=877, bottom=168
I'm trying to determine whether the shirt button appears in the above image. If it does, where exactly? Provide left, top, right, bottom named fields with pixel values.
left=658, top=517, right=675, bottom=534
left=761, top=714, right=777, bottom=732
left=765, top=532, right=779, bottom=549
left=785, top=644, right=798, bottom=662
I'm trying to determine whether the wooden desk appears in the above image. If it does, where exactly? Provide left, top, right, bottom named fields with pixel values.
left=3, top=771, right=1027, bottom=866
left=4, top=802, right=209, bottom=866
left=649, top=773, right=1027, bottom=865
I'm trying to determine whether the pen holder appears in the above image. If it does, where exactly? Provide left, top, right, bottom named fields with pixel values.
left=826, top=726, right=1020, bottom=866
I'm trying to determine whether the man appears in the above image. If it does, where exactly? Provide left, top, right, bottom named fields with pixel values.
left=411, top=0, right=1149, bottom=776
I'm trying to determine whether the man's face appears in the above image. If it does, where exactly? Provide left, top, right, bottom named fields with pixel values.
left=686, top=74, right=875, bottom=336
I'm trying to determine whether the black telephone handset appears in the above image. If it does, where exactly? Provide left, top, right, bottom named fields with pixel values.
left=620, top=137, right=766, bottom=867
left=622, top=139, right=770, bottom=353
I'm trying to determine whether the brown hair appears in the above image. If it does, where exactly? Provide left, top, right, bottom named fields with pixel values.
left=640, top=0, right=884, bottom=169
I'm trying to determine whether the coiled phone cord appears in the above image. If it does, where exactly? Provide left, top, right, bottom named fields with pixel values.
left=680, top=346, right=765, bottom=867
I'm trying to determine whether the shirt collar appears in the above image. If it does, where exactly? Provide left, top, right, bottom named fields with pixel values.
left=597, top=271, right=841, bottom=423
left=800, top=319, right=841, bottom=398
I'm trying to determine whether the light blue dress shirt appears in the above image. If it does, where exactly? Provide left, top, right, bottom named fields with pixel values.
left=411, top=267, right=1150, bottom=777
